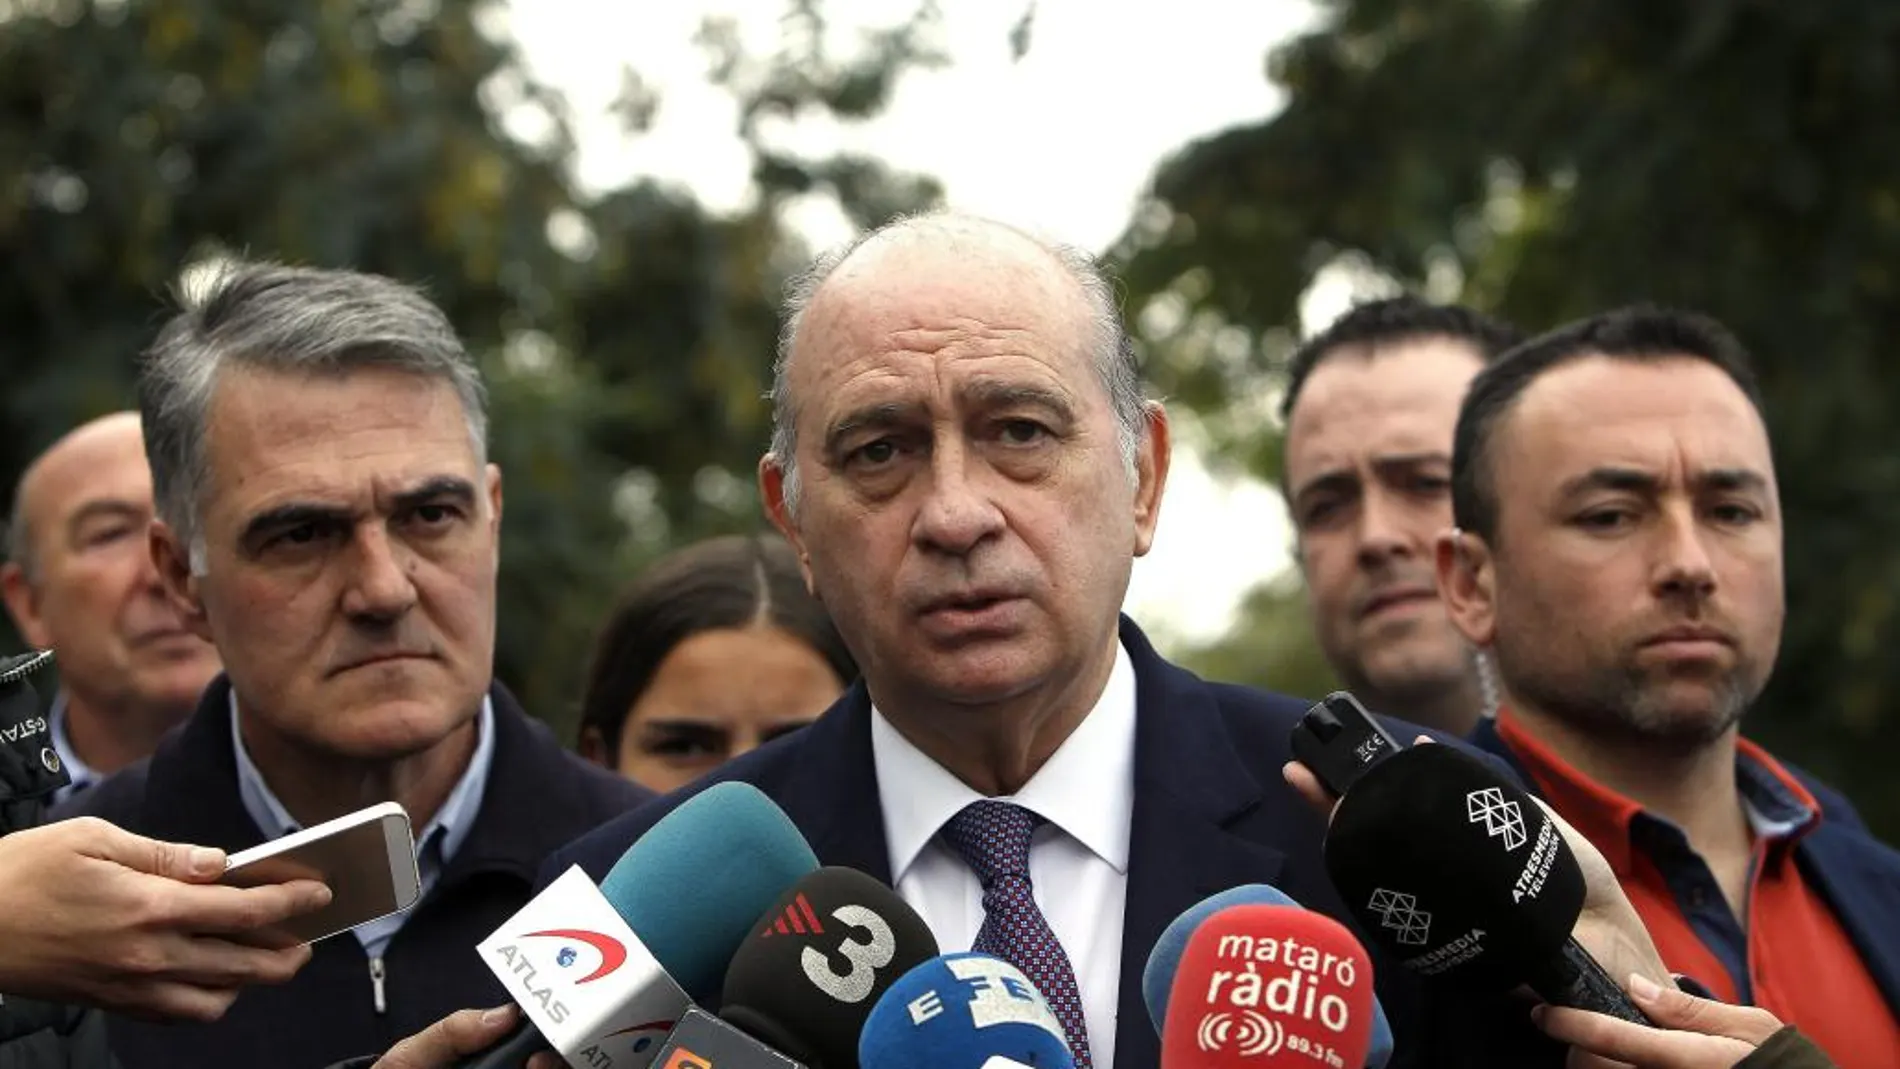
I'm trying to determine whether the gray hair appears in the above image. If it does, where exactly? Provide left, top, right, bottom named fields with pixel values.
left=766, top=214, right=1148, bottom=513
left=139, top=260, right=487, bottom=572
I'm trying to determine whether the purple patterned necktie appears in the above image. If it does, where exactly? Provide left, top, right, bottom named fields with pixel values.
left=939, top=800, right=1094, bottom=1068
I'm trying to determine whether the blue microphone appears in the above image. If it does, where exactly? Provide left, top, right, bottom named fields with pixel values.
left=462, top=782, right=820, bottom=1068
left=599, top=781, right=822, bottom=1001
left=859, top=952, right=1076, bottom=1069
left=1141, top=885, right=1395, bottom=1069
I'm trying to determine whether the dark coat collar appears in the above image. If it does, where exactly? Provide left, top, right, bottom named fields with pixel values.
left=135, top=674, right=648, bottom=887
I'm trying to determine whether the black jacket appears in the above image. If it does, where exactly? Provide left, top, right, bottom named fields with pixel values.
left=56, top=675, right=651, bottom=1069
left=0, top=650, right=118, bottom=1069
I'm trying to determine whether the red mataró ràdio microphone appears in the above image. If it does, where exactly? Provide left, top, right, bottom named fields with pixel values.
left=1160, top=903, right=1374, bottom=1069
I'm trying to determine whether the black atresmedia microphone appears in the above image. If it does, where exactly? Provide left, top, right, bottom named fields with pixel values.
left=1321, top=742, right=1652, bottom=1024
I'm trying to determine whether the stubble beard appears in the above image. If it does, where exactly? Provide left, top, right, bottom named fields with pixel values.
left=1501, top=643, right=1759, bottom=757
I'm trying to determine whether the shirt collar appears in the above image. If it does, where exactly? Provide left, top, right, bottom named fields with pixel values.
left=1495, top=706, right=1820, bottom=876
left=228, top=688, right=496, bottom=865
left=1733, top=735, right=1819, bottom=838
left=871, top=639, right=1138, bottom=883
left=48, top=692, right=99, bottom=795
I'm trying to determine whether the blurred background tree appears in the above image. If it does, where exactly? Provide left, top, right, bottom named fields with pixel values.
left=5, top=0, right=1897, bottom=839
left=1115, top=0, right=1900, bottom=837
left=0, top=0, right=941, bottom=740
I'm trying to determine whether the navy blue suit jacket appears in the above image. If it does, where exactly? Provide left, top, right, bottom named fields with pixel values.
left=1471, top=718, right=1900, bottom=1020
left=543, top=618, right=1562, bottom=1069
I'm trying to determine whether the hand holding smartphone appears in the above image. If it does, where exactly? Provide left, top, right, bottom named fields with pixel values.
left=220, top=801, right=423, bottom=945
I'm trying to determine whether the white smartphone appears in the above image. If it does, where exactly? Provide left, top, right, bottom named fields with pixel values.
left=220, top=800, right=423, bottom=945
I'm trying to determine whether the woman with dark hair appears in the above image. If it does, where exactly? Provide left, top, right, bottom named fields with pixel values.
left=576, top=533, right=857, bottom=793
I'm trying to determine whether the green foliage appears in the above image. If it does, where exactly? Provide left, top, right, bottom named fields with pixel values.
left=1171, top=575, right=1341, bottom=702
left=0, top=0, right=941, bottom=741
left=1117, top=0, right=1900, bottom=837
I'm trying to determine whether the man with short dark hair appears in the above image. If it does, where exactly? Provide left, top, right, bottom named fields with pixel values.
left=2, top=412, right=222, bottom=800
left=1281, top=295, right=1521, bottom=733
left=1437, top=304, right=1900, bottom=1069
left=58, top=261, right=650, bottom=1069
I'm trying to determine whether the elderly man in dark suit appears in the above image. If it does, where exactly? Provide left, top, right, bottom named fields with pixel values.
left=545, top=213, right=1661, bottom=1069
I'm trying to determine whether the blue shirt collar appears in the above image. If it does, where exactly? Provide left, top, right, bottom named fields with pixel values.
left=1735, top=747, right=1818, bottom=840
left=228, top=688, right=495, bottom=854
left=227, top=688, right=496, bottom=957
left=48, top=692, right=99, bottom=804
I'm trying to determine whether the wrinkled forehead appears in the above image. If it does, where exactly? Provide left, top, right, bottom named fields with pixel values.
left=200, top=365, right=482, bottom=500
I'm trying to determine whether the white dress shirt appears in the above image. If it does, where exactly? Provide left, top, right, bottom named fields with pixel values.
left=870, top=641, right=1138, bottom=1068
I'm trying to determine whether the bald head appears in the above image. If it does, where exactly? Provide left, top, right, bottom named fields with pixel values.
left=1, top=410, right=220, bottom=759
left=767, top=212, right=1145, bottom=510
left=7, top=412, right=147, bottom=580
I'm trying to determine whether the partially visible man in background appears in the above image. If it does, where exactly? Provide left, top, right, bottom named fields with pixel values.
left=1437, top=305, right=1900, bottom=1069
left=1279, top=296, right=1521, bottom=733
left=2, top=412, right=222, bottom=802
left=58, top=261, right=649, bottom=1069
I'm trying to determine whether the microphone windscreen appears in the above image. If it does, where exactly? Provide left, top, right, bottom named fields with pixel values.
left=720, top=866, right=941, bottom=1069
left=859, top=953, right=1075, bottom=1069
left=598, top=781, right=820, bottom=1000
left=1143, top=885, right=1298, bottom=1032
left=1142, top=885, right=1394, bottom=1068
left=1323, top=743, right=1585, bottom=992
left=1161, top=904, right=1374, bottom=1069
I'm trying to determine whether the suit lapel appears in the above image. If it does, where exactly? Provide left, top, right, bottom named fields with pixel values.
left=1114, top=620, right=1285, bottom=1069
left=771, top=682, right=895, bottom=885
left=773, top=627, right=1291, bottom=1069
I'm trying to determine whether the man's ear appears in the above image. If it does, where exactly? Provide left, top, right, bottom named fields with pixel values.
left=0, top=562, right=50, bottom=649
left=150, top=521, right=212, bottom=642
left=485, top=463, right=504, bottom=570
left=1132, top=402, right=1172, bottom=557
left=759, top=455, right=815, bottom=595
left=1435, top=527, right=1498, bottom=648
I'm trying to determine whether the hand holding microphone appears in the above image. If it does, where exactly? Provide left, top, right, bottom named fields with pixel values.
left=1282, top=693, right=1672, bottom=1021
left=1281, top=695, right=1669, bottom=1025
left=1534, top=976, right=1831, bottom=1069
left=1523, top=792, right=1680, bottom=1017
